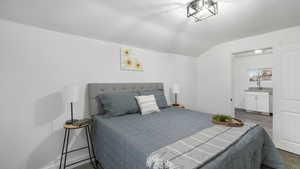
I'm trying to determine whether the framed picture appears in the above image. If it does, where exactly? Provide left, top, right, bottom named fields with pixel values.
left=261, top=68, right=272, bottom=81
left=248, top=68, right=272, bottom=82
left=120, top=48, right=143, bottom=71
left=248, top=69, right=261, bottom=82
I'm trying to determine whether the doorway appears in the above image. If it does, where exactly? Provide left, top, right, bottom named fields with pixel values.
left=231, top=48, right=274, bottom=137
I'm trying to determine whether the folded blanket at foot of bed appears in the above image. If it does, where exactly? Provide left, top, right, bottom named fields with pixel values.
left=147, top=122, right=258, bottom=169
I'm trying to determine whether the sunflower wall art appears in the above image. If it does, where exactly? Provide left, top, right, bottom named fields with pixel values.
left=120, top=48, right=143, bottom=71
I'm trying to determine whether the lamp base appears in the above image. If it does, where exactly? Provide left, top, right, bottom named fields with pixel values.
left=172, top=104, right=180, bottom=106
left=65, top=119, right=80, bottom=125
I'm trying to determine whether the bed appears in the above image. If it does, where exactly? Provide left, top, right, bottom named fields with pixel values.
left=87, top=83, right=285, bottom=169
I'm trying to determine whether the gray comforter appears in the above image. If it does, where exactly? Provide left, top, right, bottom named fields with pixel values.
left=94, top=108, right=285, bottom=169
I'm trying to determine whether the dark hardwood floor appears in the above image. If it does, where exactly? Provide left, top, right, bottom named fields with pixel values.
left=235, top=109, right=273, bottom=137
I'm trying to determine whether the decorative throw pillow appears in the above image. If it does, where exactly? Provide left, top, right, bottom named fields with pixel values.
left=139, top=89, right=168, bottom=108
left=135, top=95, right=160, bottom=115
left=97, top=92, right=140, bottom=116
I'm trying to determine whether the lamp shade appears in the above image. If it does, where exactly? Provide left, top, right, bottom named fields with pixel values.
left=63, top=85, right=79, bottom=103
left=172, top=84, right=180, bottom=94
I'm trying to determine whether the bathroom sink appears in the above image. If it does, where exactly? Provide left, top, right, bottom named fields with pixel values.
left=245, top=87, right=273, bottom=95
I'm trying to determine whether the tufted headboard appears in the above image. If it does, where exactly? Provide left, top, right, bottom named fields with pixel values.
left=87, top=83, right=164, bottom=115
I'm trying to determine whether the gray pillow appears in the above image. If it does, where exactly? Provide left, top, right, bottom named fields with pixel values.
left=97, top=92, right=140, bottom=116
left=139, top=89, right=168, bottom=108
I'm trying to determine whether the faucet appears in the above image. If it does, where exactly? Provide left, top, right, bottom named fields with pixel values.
left=257, top=73, right=262, bottom=89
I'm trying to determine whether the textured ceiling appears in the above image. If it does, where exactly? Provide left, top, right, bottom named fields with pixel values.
left=0, top=0, right=300, bottom=56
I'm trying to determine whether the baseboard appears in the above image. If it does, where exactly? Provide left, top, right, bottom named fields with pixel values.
left=40, top=154, right=90, bottom=169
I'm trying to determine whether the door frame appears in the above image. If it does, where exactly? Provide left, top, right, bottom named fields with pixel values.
left=229, top=51, right=275, bottom=134
left=230, top=52, right=275, bottom=114
left=230, top=54, right=235, bottom=116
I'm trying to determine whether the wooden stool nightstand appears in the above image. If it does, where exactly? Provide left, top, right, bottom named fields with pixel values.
left=59, top=120, right=99, bottom=169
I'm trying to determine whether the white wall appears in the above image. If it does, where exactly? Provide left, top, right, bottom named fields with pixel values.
left=233, top=54, right=273, bottom=109
left=194, top=46, right=233, bottom=115
left=195, top=25, right=300, bottom=115
left=2, top=17, right=300, bottom=169
left=0, top=19, right=197, bottom=169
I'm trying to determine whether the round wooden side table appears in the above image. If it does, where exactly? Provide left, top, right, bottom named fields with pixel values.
left=59, top=121, right=99, bottom=169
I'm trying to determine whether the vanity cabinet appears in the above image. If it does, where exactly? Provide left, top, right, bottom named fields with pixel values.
left=245, top=92, right=271, bottom=113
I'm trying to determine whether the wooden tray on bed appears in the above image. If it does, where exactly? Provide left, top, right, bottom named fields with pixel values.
left=212, top=118, right=244, bottom=127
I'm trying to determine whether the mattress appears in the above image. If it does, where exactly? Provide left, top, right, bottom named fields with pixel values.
left=94, top=108, right=285, bottom=169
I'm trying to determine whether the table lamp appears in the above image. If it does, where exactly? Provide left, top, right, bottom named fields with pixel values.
left=64, top=85, right=80, bottom=124
left=172, top=84, right=180, bottom=106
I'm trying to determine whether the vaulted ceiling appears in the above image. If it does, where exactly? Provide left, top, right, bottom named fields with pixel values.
left=0, top=0, right=300, bottom=56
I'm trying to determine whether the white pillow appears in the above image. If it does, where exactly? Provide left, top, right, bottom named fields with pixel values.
left=135, top=95, right=160, bottom=115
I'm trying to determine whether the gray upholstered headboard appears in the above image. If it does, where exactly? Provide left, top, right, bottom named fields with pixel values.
left=87, top=83, right=164, bottom=115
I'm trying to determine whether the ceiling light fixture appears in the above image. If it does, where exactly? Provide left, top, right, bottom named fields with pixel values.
left=232, top=47, right=273, bottom=57
left=187, top=0, right=218, bottom=22
left=254, top=49, right=263, bottom=54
